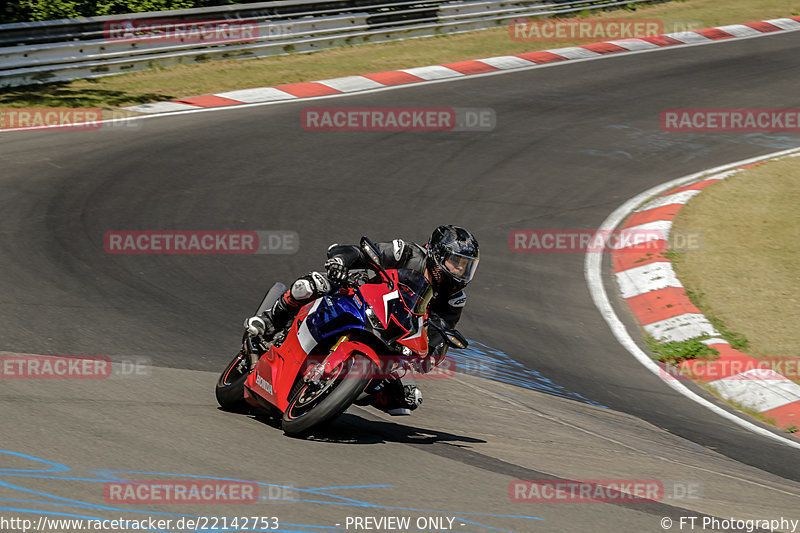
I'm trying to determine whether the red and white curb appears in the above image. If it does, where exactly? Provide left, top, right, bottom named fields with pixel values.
left=123, top=17, right=800, bottom=115
left=588, top=148, right=800, bottom=446
left=612, top=156, right=800, bottom=431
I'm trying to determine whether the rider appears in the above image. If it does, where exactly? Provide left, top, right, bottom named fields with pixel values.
left=244, top=225, right=479, bottom=415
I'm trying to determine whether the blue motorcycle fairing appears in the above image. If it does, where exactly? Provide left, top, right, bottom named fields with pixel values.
left=304, top=291, right=369, bottom=346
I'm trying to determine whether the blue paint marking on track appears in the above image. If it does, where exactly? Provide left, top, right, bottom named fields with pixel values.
left=0, top=451, right=71, bottom=473
left=452, top=340, right=605, bottom=407
left=0, top=450, right=542, bottom=532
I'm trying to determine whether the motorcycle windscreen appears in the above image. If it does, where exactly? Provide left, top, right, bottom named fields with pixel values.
left=383, top=269, right=433, bottom=342
left=396, top=269, right=433, bottom=316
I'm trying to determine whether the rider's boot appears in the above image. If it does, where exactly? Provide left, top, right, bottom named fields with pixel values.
left=262, top=296, right=299, bottom=340
left=245, top=273, right=331, bottom=340
left=370, top=378, right=423, bottom=416
left=244, top=295, right=299, bottom=341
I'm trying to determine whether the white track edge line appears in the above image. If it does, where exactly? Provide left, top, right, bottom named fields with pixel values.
left=585, top=145, right=800, bottom=450
left=2, top=26, right=799, bottom=133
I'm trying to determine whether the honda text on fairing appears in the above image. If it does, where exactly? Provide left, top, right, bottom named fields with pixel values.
left=215, top=237, right=468, bottom=436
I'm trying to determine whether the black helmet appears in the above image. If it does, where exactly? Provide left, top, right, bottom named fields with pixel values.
left=426, top=225, right=480, bottom=291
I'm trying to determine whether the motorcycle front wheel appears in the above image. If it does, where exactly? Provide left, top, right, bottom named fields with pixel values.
left=282, top=353, right=374, bottom=436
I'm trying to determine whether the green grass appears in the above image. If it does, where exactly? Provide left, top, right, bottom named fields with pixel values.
left=681, top=288, right=750, bottom=350
left=646, top=335, right=718, bottom=365
left=670, top=163, right=800, bottom=359
left=666, top=156, right=800, bottom=430
left=1, top=0, right=799, bottom=109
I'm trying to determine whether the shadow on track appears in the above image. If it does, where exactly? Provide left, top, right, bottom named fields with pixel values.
left=234, top=410, right=486, bottom=446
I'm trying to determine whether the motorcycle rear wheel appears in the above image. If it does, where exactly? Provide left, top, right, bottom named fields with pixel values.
left=215, top=351, right=254, bottom=413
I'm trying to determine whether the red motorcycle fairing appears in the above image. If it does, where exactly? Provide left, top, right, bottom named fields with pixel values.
left=244, top=268, right=431, bottom=414
left=396, top=315, right=429, bottom=356
left=313, top=340, right=380, bottom=380
left=244, top=299, right=320, bottom=411
left=359, top=271, right=431, bottom=354
left=358, top=283, right=393, bottom=325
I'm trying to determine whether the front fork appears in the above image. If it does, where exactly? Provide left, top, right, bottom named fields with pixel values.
left=302, top=334, right=350, bottom=386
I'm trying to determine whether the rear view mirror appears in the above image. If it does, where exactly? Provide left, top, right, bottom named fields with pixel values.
left=360, top=236, right=394, bottom=289
left=360, top=236, right=382, bottom=266
left=445, top=330, right=469, bottom=349
left=426, top=318, right=469, bottom=349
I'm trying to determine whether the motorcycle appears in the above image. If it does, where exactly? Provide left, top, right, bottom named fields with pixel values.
left=215, top=237, right=468, bottom=436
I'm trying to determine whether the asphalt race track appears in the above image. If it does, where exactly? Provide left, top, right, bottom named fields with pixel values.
left=1, top=30, right=799, bottom=533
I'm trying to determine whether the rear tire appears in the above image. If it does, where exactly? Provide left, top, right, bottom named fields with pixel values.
left=215, top=351, right=253, bottom=413
left=281, top=354, right=373, bottom=436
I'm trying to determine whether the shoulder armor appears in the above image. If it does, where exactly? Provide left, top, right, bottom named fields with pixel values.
left=392, top=239, right=405, bottom=261
left=448, top=291, right=467, bottom=308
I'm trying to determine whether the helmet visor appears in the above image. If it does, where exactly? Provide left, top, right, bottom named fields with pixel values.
left=443, top=252, right=479, bottom=283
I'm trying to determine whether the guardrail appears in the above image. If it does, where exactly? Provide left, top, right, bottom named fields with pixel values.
left=0, top=0, right=668, bottom=88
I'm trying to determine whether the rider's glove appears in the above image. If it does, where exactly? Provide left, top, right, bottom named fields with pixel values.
left=415, top=356, right=435, bottom=374
left=244, top=316, right=267, bottom=336
left=325, top=257, right=348, bottom=283
left=412, top=338, right=449, bottom=374
left=429, top=340, right=449, bottom=367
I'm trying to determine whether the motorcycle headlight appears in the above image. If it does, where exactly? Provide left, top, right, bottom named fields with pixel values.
left=365, top=306, right=383, bottom=330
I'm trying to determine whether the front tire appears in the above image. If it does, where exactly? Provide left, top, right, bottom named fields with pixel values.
left=215, top=351, right=253, bottom=413
left=281, top=354, right=373, bottom=436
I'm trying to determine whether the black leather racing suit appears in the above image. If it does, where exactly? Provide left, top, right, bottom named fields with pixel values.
left=326, top=239, right=466, bottom=412
left=269, top=238, right=467, bottom=412
left=326, top=238, right=467, bottom=356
